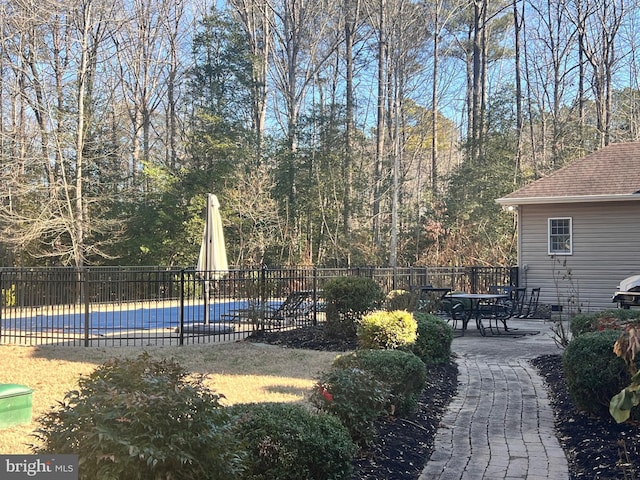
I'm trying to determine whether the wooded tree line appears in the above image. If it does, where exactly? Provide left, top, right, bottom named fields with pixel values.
left=0, top=0, right=637, bottom=268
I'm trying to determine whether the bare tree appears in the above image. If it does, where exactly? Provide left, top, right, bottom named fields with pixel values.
left=387, top=0, right=431, bottom=267
left=524, top=0, right=579, bottom=169
left=113, top=0, right=180, bottom=183
left=470, top=0, right=487, bottom=161
left=342, top=0, right=361, bottom=265
left=0, top=0, right=125, bottom=267
left=229, top=0, right=271, bottom=160
left=427, top=0, right=466, bottom=190
left=164, top=0, right=189, bottom=170
left=512, top=0, right=524, bottom=177
left=266, top=0, right=340, bottom=261
left=570, top=0, right=625, bottom=147
left=226, top=165, right=284, bottom=265
left=371, top=0, right=387, bottom=251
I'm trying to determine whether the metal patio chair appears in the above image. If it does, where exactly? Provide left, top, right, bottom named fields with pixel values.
left=519, top=287, right=540, bottom=318
left=481, top=286, right=527, bottom=333
left=265, top=290, right=322, bottom=327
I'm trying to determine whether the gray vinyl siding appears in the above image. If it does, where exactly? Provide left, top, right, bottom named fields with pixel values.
left=518, top=201, right=640, bottom=313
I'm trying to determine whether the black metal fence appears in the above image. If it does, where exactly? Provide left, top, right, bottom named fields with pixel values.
left=0, top=266, right=517, bottom=347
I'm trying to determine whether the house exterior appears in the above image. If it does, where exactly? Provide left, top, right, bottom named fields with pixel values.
left=496, top=142, right=640, bottom=313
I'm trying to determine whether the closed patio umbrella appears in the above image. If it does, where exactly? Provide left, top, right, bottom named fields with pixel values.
left=197, top=194, right=228, bottom=323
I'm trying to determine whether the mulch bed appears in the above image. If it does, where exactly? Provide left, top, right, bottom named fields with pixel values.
left=531, top=354, right=640, bottom=480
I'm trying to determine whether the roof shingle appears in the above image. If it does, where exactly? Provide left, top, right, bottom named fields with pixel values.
left=498, top=142, right=640, bottom=204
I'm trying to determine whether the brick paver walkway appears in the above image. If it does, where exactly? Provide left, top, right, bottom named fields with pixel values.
left=419, top=319, right=570, bottom=480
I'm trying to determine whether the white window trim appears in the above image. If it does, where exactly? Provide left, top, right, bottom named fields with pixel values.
left=548, top=217, right=573, bottom=255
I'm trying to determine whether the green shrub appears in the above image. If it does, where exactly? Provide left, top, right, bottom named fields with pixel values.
left=1, top=284, right=16, bottom=307
left=310, top=367, right=389, bottom=446
left=229, top=403, right=356, bottom=480
left=412, top=312, right=454, bottom=365
left=33, top=353, right=245, bottom=480
left=570, top=309, right=640, bottom=337
left=563, top=330, right=638, bottom=418
left=357, top=310, right=418, bottom=350
left=332, top=349, right=426, bottom=416
left=384, top=289, right=419, bottom=312
left=568, top=312, right=598, bottom=337
left=323, top=277, right=384, bottom=338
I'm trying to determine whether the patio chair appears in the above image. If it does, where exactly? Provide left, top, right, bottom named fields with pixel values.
left=496, top=286, right=527, bottom=318
left=265, top=290, right=322, bottom=326
left=417, top=286, right=470, bottom=332
left=436, top=296, right=471, bottom=335
left=481, top=286, right=527, bottom=333
left=448, top=299, right=471, bottom=334
left=222, top=290, right=322, bottom=328
left=417, top=286, right=452, bottom=314
left=519, top=287, right=540, bottom=318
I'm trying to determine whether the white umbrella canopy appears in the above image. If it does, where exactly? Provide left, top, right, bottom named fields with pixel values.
left=197, top=194, right=228, bottom=323
left=197, top=194, right=228, bottom=277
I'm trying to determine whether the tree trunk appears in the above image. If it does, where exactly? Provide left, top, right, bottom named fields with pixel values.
left=431, top=2, right=439, bottom=192
left=230, top=0, right=270, bottom=162
left=373, top=0, right=386, bottom=249
left=512, top=0, right=523, bottom=180
left=470, top=0, right=484, bottom=161
left=342, top=0, right=360, bottom=266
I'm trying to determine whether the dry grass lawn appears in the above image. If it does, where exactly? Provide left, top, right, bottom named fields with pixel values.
left=0, top=341, right=341, bottom=454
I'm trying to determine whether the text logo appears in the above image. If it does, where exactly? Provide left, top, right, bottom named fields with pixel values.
left=0, top=455, right=78, bottom=479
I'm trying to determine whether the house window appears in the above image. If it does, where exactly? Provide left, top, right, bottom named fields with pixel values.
left=548, top=217, right=572, bottom=255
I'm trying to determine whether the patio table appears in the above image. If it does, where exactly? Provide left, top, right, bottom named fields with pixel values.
left=445, top=292, right=509, bottom=336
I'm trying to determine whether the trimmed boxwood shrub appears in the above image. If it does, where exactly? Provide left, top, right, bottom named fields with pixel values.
left=357, top=310, right=418, bottom=350
left=412, top=312, right=454, bottom=365
left=569, top=312, right=600, bottom=337
left=310, top=367, right=389, bottom=446
left=563, top=330, right=638, bottom=418
left=33, top=353, right=245, bottom=480
left=570, top=309, right=640, bottom=337
left=323, top=277, right=384, bottom=338
left=332, top=349, right=426, bottom=416
left=229, top=403, right=356, bottom=480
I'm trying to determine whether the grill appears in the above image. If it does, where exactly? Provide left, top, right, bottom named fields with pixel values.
left=612, top=275, right=640, bottom=308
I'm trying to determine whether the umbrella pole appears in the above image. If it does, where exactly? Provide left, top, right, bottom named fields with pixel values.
left=204, top=278, right=211, bottom=324
left=204, top=194, right=212, bottom=324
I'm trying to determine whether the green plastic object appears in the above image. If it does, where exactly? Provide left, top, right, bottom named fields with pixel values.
left=0, top=384, right=33, bottom=428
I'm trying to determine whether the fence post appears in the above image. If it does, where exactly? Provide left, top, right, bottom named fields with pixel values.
left=469, top=266, right=478, bottom=293
left=510, top=266, right=519, bottom=287
left=83, top=268, right=90, bottom=347
left=179, top=269, right=185, bottom=346
left=257, top=264, right=268, bottom=330
left=260, top=265, right=267, bottom=304
left=312, top=267, right=318, bottom=326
